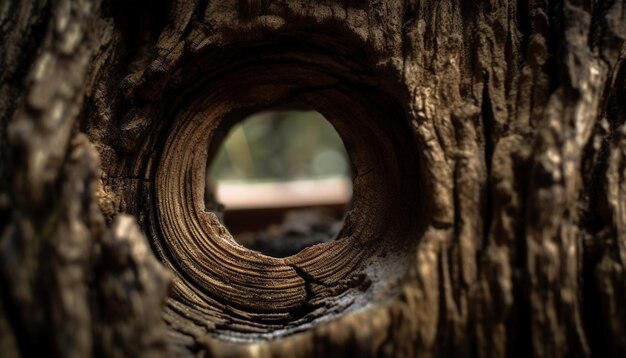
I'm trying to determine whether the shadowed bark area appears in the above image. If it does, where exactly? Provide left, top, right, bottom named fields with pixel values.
left=1, top=0, right=625, bottom=357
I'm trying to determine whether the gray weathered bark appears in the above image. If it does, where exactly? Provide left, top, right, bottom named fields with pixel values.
left=1, top=0, right=626, bottom=357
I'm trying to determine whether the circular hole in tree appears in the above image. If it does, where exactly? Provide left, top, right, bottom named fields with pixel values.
left=206, top=110, right=353, bottom=258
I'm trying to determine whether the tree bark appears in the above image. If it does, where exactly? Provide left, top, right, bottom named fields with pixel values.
left=1, top=0, right=625, bottom=357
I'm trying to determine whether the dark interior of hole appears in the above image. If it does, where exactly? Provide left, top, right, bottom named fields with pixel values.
left=227, top=208, right=346, bottom=258
left=206, top=109, right=353, bottom=258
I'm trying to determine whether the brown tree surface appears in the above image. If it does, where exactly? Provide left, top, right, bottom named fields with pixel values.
left=1, top=0, right=626, bottom=357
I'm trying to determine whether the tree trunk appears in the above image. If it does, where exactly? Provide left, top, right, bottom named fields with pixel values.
left=1, top=0, right=626, bottom=357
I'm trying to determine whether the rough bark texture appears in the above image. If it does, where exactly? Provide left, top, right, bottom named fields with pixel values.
left=1, top=0, right=626, bottom=357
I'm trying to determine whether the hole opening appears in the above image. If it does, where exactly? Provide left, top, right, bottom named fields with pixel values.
left=206, top=110, right=353, bottom=258
left=146, top=45, right=426, bottom=339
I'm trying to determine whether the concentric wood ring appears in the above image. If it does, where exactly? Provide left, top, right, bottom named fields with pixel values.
left=140, top=46, right=423, bottom=340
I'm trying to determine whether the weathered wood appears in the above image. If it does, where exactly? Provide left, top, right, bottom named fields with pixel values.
left=1, top=0, right=625, bottom=357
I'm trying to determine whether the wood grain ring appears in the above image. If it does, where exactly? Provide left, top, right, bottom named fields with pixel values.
left=143, top=47, right=424, bottom=340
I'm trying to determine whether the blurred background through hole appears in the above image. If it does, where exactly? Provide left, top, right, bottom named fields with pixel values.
left=206, top=110, right=353, bottom=257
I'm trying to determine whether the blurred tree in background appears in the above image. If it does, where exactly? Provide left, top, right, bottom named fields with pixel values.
left=209, top=111, right=350, bottom=183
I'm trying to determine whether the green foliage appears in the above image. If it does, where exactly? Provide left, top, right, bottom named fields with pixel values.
left=209, top=111, right=350, bottom=183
